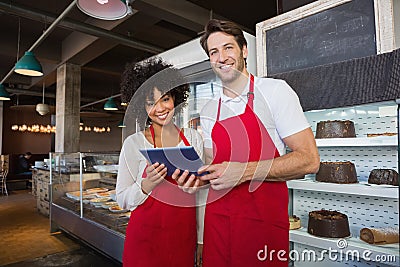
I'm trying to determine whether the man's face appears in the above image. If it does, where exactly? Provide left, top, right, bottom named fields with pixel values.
left=207, top=32, right=248, bottom=84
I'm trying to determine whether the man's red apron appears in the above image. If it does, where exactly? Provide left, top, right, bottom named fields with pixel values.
left=123, top=125, right=197, bottom=267
left=203, top=74, right=289, bottom=267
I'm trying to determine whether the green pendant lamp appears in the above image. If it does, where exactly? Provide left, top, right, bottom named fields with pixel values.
left=14, top=51, right=43, bottom=76
left=0, top=84, right=11, bottom=101
left=104, top=98, right=118, bottom=110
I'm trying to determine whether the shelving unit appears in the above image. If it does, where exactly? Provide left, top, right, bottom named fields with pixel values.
left=290, top=101, right=399, bottom=267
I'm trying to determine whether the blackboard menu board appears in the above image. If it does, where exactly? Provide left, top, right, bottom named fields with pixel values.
left=266, top=0, right=376, bottom=75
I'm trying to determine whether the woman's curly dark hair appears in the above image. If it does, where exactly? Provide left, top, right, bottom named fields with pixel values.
left=120, top=57, right=190, bottom=129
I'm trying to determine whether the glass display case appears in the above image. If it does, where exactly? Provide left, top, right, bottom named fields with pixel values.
left=49, top=152, right=126, bottom=262
left=288, top=101, right=399, bottom=267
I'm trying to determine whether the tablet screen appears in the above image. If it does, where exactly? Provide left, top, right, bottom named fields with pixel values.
left=139, top=146, right=206, bottom=177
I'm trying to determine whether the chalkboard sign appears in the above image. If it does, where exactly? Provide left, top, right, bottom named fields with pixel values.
left=266, top=0, right=376, bottom=75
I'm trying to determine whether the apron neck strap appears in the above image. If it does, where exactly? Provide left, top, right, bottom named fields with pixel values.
left=216, top=74, right=255, bottom=121
left=149, top=124, right=190, bottom=148
left=247, top=74, right=255, bottom=108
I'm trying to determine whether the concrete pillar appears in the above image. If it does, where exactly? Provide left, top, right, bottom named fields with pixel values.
left=0, top=101, right=3, bottom=154
left=55, top=63, right=80, bottom=153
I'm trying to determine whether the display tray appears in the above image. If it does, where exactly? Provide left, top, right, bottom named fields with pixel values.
left=66, top=191, right=97, bottom=201
left=109, top=206, right=128, bottom=213
left=93, top=164, right=119, bottom=173
left=308, top=232, right=353, bottom=239
left=360, top=182, right=398, bottom=188
left=85, top=187, right=109, bottom=194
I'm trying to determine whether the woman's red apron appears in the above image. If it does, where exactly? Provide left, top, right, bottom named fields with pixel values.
left=123, top=125, right=197, bottom=267
left=203, top=75, right=289, bottom=267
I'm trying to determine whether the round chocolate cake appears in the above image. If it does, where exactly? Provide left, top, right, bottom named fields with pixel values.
left=315, top=120, right=356, bottom=138
left=316, top=161, right=358, bottom=184
left=308, top=210, right=350, bottom=238
left=368, top=169, right=399, bottom=186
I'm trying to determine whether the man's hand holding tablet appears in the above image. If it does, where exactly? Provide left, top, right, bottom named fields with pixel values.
left=139, top=146, right=206, bottom=177
left=139, top=146, right=208, bottom=194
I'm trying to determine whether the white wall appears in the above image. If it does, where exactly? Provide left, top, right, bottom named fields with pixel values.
left=394, top=0, right=400, bottom=49
left=156, top=32, right=257, bottom=74
left=79, top=115, right=123, bottom=152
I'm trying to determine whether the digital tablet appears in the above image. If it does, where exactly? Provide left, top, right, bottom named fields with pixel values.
left=139, top=146, right=206, bottom=177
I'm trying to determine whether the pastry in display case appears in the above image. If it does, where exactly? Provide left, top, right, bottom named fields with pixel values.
left=315, top=120, right=356, bottom=138
left=289, top=215, right=301, bottom=230
left=360, top=227, right=400, bottom=244
left=368, top=169, right=399, bottom=186
left=316, top=161, right=358, bottom=184
left=307, top=210, right=351, bottom=238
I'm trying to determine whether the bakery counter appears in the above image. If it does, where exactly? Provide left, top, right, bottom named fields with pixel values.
left=32, top=168, right=69, bottom=216
left=51, top=203, right=124, bottom=262
left=48, top=152, right=122, bottom=261
left=290, top=228, right=399, bottom=266
left=50, top=180, right=125, bottom=263
left=32, top=168, right=101, bottom=216
left=53, top=197, right=129, bottom=234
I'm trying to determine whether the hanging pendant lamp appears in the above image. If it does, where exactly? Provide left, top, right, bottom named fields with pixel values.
left=77, top=0, right=130, bottom=20
left=36, top=82, right=50, bottom=115
left=117, top=120, right=126, bottom=128
left=0, top=84, right=11, bottom=101
left=104, top=98, right=118, bottom=110
left=14, top=51, right=43, bottom=77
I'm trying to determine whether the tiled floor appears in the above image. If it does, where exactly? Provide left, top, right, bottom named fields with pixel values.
left=0, top=190, right=121, bottom=267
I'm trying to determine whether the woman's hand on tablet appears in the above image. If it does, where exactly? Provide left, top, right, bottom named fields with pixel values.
left=141, top=162, right=167, bottom=194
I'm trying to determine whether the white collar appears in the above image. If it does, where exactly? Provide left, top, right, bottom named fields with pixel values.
left=219, top=76, right=251, bottom=103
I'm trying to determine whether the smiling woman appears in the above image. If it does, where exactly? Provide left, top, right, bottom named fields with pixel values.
left=144, top=90, right=175, bottom=128
left=120, top=57, right=189, bottom=130
left=116, top=56, right=205, bottom=267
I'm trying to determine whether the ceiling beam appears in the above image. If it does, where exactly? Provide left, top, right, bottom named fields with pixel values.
left=132, top=0, right=252, bottom=33
left=34, top=16, right=133, bottom=87
left=5, top=87, right=100, bottom=103
left=0, top=1, right=164, bottom=91
left=60, top=15, right=132, bottom=64
left=0, top=2, right=163, bottom=53
left=133, top=0, right=208, bottom=33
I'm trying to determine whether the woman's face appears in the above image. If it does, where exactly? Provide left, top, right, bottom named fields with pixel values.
left=145, top=87, right=175, bottom=127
